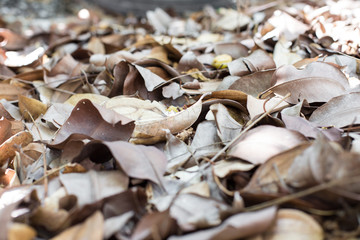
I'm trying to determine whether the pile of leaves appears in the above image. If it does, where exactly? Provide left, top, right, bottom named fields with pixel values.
left=1, top=0, right=360, bottom=239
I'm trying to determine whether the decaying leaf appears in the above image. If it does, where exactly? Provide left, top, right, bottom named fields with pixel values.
left=51, top=211, right=104, bottom=240
left=18, top=95, right=48, bottom=121
left=49, top=99, right=134, bottom=149
left=262, top=62, right=349, bottom=104
left=168, top=207, right=277, bottom=240
left=73, top=140, right=167, bottom=185
left=262, top=209, right=323, bottom=240
left=0, top=131, right=33, bottom=166
left=228, top=125, right=307, bottom=165
left=60, top=170, right=128, bottom=207
left=309, top=92, right=360, bottom=128
left=130, top=94, right=206, bottom=144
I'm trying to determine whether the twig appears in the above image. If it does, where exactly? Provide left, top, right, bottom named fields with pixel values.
left=243, top=175, right=360, bottom=212
left=208, top=92, right=291, bottom=164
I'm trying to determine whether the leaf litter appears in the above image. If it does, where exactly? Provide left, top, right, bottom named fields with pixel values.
left=1, top=0, right=360, bottom=239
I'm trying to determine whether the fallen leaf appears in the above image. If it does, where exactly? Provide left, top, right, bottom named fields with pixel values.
left=0, top=131, right=33, bottom=166
left=309, top=92, right=360, bottom=128
left=49, top=99, right=135, bottom=149
left=87, top=37, right=105, bottom=55
left=263, top=62, right=349, bottom=104
left=0, top=117, right=12, bottom=144
left=262, top=209, right=323, bottom=240
left=273, top=36, right=303, bottom=67
left=214, top=42, right=248, bottom=59
left=18, top=95, right=48, bottom=121
left=229, top=70, right=275, bottom=97
left=228, top=125, right=307, bottom=165
left=60, top=170, right=128, bottom=207
left=228, top=50, right=275, bottom=77
left=132, top=210, right=177, bottom=240
left=130, top=95, right=206, bottom=144
left=243, top=143, right=311, bottom=194
left=213, top=160, right=254, bottom=178
left=210, top=103, right=244, bottom=143
left=65, top=93, right=109, bottom=106
left=51, top=211, right=104, bottom=240
left=0, top=83, right=28, bottom=101
left=7, top=223, right=36, bottom=240
left=168, top=193, right=231, bottom=231
left=168, top=207, right=277, bottom=240
left=74, top=140, right=167, bottom=185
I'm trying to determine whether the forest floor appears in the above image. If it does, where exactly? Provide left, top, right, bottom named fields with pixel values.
left=1, top=0, right=360, bottom=239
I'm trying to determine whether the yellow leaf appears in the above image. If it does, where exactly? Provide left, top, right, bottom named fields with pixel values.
left=8, top=223, right=36, bottom=240
left=18, top=95, right=47, bottom=121
left=212, top=54, right=232, bottom=69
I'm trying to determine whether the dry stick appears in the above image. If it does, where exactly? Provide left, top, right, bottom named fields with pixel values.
left=243, top=175, right=360, bottom=212
left=208, top=92, right=291, bottom=164
left=32, top=164, right=68, bottom=185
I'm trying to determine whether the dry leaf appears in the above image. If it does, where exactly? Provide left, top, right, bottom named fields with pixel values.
left=18, top=95, right=48, bottom=121
left=0, top=83, right=28, bottom=101
left=168, top=207, right=277, bottom=240
left=51, top=211, right=104, bottom=240
left=309, top=92, right=360, bottom=128
left=132, top=210, right=177, bottom=240
left=65, top=93, right=109, bottom=106
left=8, top=223, right=36, bottom=240
left=263, top=62, right=349, bottom=104
left=228, top=125, right=307, bottom=165
left=87, top=37, right=105, bottom=55
left=262, top=209, right=323, bottom=240
left=74, top=140, right=167, bottom=185
left=60, top=170, right=128, bottom=207
left=228, top=50, right=275, bottom=77
left=0, top=131, right=33, bottom=166
left=130, top=95, right=206, bottom=144
left=49, top=99, right=134, bottom=149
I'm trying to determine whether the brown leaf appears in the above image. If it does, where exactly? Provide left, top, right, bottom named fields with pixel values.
left=228, top=50, right=275, bottom=77
left=309, top=92, right=360, bottom=128
left=286, top=135, right=341, bottom=188
left=0, top=83, right=28, bottom=101
left=229, top=70, right=275, bottom=97
left=262, top=62, right=349, bottom=104
left=60, top=170, right=129, bottom=207
left=18, top=95, right=48, bottom=121
left=0, top=168, right=20, bottom=187
left=210, top=103, right=244, bottom=143
left=74, top=140, right=167, bottom=185
left=228, top=125, right=307, bottom=165
left=87, top=37, right=105, bottom=54
left=262, top=209, right=323, bottom=239
left=282, top=115, right=342, bottom=141
left=131, top=210, right=177, bottom=240
left=51, top=211, right=104, bottom=240
left=7, top=223, right=36, bottom=240
left=168, top=207, right=277, bottom=240
left=168, top=193, right=231, bottom=231
left=130, top=95, right=205, bottom=144
left=177, top=51, right=213, bottom=79
left=0, top=117, right=12, bottom=144
left=214, top=42, right=248, bottom=59
left=244, top=143, right=311, bottom=194
left=0, top=131, right=33, bottom=166
left=0, top=28, right=27, bottom=50
left=44, top=54, right=82, bottom=88
left=49, top=99, right=134, bottom=149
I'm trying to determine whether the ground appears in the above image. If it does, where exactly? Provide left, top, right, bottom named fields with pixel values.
left=0, top=0, right=360, bottom=239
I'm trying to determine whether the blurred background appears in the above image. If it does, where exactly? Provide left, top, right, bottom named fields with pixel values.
left=0, top=0, right=239, bottom=18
